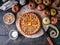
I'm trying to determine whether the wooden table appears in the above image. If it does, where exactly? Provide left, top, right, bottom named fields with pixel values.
left=0, top=1, right=60, bottom=45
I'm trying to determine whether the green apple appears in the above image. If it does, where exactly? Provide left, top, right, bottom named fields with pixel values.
left=43, top=17, right=50, bottom=25
left=50, top=9, right=56, bottom=16
left=43, top=0, right=51, bottom=6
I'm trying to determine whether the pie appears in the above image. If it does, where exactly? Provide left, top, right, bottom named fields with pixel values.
left=17, top=12, right=41, bottom=35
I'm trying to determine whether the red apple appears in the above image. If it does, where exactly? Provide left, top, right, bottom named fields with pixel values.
left=28, top=2, right=36, bottom=9
left=12, top=5, right=19, bottom=13
left=37, top=4, right=45, bottom=11
left=42, top=10, right=50, bottom=17
left=51, top=17, right=57, bottom=24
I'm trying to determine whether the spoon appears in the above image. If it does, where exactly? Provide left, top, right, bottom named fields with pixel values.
left=3, top=30, right=18, bottom=45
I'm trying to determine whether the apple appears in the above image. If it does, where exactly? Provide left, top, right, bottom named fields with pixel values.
left=28, top=2, right=36, bottom=9
left=50, top=8, right=57, bottom=16
left=43, top=0, right=51, bottom=6
left=43, top=17, right=50, bottom=25
left=12, top=5, right=19, bottom=13
left=42, top=10, right=50, bottom=17
left=51, top=17, right=57, bottom=24
left=37, top=4, right=45, bottom=11
left=35, top=0, right=42, bottom=4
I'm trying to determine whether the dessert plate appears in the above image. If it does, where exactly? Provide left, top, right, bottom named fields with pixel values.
left=16, top=5, right=49, bottom=38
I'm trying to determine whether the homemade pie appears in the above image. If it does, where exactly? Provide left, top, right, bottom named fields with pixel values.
left=17, top=12, right=41, bottom=35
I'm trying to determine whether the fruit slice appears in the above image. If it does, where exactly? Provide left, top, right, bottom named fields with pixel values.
left=50, top=8, right=56, bottom=16
left=37, top=4, right=45, bottom=11
left=43, top=17, right=50, bottom=25
left=43, top=0, right=51, bottom=6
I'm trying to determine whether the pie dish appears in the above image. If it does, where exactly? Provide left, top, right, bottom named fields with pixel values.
left=17, top=12, right=41, bottom=35
left=16, top=5, right=49, bottom=38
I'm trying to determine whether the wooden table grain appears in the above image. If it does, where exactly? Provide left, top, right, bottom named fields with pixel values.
left=0, top=1, right=60, bottom=45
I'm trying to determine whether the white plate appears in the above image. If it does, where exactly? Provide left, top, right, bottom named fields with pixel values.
left=16, top=5, right=49, bottom=38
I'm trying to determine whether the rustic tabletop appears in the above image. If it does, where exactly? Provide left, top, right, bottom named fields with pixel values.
left=0, top=0, right=60, bottom=45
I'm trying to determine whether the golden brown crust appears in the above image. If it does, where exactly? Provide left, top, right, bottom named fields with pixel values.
left=17, top=12, right=41, bottom=35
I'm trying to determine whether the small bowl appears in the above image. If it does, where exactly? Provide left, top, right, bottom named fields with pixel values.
left=9, top=30, right=18, bottom=40
left=3, top=13, right=15, bottom=25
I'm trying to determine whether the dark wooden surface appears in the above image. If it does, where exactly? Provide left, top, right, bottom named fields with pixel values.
left=0, top=1, right=60, bottom=45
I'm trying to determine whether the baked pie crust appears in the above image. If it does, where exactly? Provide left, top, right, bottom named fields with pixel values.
left=17, top=12, right=41, bottom=35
